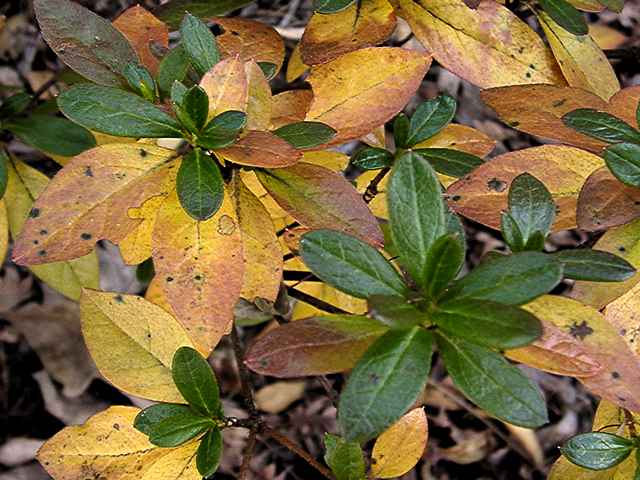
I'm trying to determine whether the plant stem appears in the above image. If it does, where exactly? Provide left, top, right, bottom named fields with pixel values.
left=287, top=287, right=348, bottom=314
left=363, top=167, right=390, bottom=203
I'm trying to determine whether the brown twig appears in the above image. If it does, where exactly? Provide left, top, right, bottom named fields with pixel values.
left=230, top=325, right=258, bottom=420
left=624, top=409, right=637, bottom=438
left=363, top=167, right=390, bottom=204
left=238, top=426, right=259, bottom=480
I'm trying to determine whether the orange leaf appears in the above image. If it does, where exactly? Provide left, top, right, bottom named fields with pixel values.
left=414, top=124, right=496, bottom=157
left=217, top=130, right=302, bottom=168
left=271, top=90, right=313, bottom=130
left=607, top=86, right=640, bottom=127
left=200, top=55, right=248, bottom=121
left=590, top=24, right=628, bottom=50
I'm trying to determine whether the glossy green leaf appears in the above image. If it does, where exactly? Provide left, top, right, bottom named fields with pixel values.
left=58, top=84, right=183, bottom=138
left=313, top=0, right=356, bottom=13
left=123, top=63, right=157, bottom=102
left=4, top=114, right=96, bottom=157
left=436, top=332, right=548, bottom=428
left=134, top=403, right=193, bottom=435
left=434, top=298, right=542, bottom=349
left=171, top=81, right=188, bottom=105
left=180, top=13, right=220, bottom=76
left=0, top=149, right=9, bottom=200
left=172, top=346, right=221, bottom=416
left=414, top=148, right=483, bottom=178
left=351, top=147, right=393, bottom=170
left=175, top=85, right=209, bottom=132
left=604, top=142, right=640, bottom=188
left=444, top=252, right=563, bottom=305
left=388, top=152, right=447, bottom=291
left=273, top=121, right=337, bottom=149
left=258, top=61, right=278, bottom=80
left=148, top=411, right=213, bottom=447
left=324, top=434, right=366, bottom=480
left=338, top=327, right=433, bottom=443
left=157, top=44, right=191, bottom=97
left=563, top=109, right=640, bottom=144
left=198, top=110, right=246, bottom=149
left=538, top=0, right=588, bottom=35
left=300, top=229, right=407, bottom=299
left=0, top=92, right=32, bottom=118
left=367, top=296, right=429, bottom=329
left=552, top=249, right=636, bottom=281
left=406, top=95, right=457, bottom=147
left=560, top=432, right=634, bottom=470
left=196, top=428, right=223, bottom=477
left=177, top=149, right=224, bottom=221
left=393, top=113, right=410, bottom=149
left=155, top=0, right=255, bottom=29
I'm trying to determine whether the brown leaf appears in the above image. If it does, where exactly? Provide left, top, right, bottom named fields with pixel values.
left=270, top=90, right=313, bottom=130
left=217, top=130, right=302, bottom=168
left=200, top=55, right=249, bottom=121
left=254, top=381, right=306, bottom=413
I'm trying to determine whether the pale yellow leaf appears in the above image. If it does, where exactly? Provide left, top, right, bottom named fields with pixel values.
left=119, top=195, right=165, bottom=266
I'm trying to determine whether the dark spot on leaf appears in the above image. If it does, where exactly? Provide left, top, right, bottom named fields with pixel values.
left=451, top=195, right=461, bottom=201
left=114, top=295, right=125, bottom=304
left=569, top=320, right=594, bottom=340
left=612, top=371, right=621, bottom=379
left=33, top=240, right=39, bottom=245
left=38, top=249, right=47, bottom=257
left=81, top=233, right=92, bottom=240
left=509, top=121, right=520, bottom=127
left=552, top=99, right=566, bottom=107
left=39, top=229, right=48, bottom=235
left=113, top=423, right=120, bottom=430
left=29, top=208, right=40, bottom=218
left=140, top=149, right=148, bottom=157
left=619, top=246, right=627, bottom=252
left=525, top=72, right=532, bottom=79
left=84, top=166, right=94, bottom=177
left=487, top=178, right=507, bottom=192
left=166, top=276, right=174, bottom=282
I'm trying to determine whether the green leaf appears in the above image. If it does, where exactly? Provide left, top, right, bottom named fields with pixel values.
left=313, top=0, right=356, bottom=13
left=443, top=251, right=563, bottom=305
left=134, top=403, right=193, bottom=435
left=58, top=84, right=183, bottom=138
left=174, top=85, right=209, bottom=132
left=406, top=95, right=457, bottom=146
left=422, top=233, right=465, bottom=299
left=148, top=411, right=214, bottom=447
left=177, top=149, right=224, bottom=221
left=4, top=114, right=96, bottom=157
left=300, top=229, right=407, bottom=299
left=434, top=298, right=542, bottom=349
left=197, top=110, right=246, bottom=149
left=258, top=61, right=277, bottom=80
left=414, top=148, right=483, bottom=178
left=367, top=295, right=430, bottom=329
left=388, top=152, right=447, bottom=292
left=560, top=432, right=634, bottom=470
left=563, top=109, right=640, bottom=144
left=172, top=346, right=221, bottom=416
left=0, top=149, right=9, bottom=200
left=34, top=0, right=138, bottom=87
left=501, top=212, right=525, bottom=252
left=0, top=92, right=32, bottom=118
left=324, top=434, right=366, bottom=480
left=196, top=428, right=223, bottom=478
left=154, top=0, right=255, bottom=29
left=436, top=332, right=548, bottom=428
left=273, top=121, right=337, bottom=149
left=552, top=249, right=636, bottom=281
left=123, top=63, right=157, bottom=102
left=604, top=142, right=640, bottom=188
left=635, top=450, right=640, bottom=480
left=598, top=0, right=624, bottom=13
left=180, top=13, right=220, bottom=76
left=538, top=0, right=588, bottom=35
left=171, top=81, right=188, bottom=106
left=158, top=44, right=191, bottom=97
left=338, top=327, right=434, bottom=443
left=351, top=147, right=393, bottom=171
left=393, top=113, right=410, bottom=149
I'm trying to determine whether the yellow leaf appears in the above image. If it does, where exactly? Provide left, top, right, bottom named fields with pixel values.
left=538, top=12, right=620, bottom=100
left=371, top=407, right=428, bottom=478
left=81, top=289, right=198, bottom=402
left=240, top=170, right=290, bottom=230
left=152, top=185, right=244, bottom=354
left=119, top=195, right=165, bottom=266
left=289, top=281, right=367, bottom=319
left=286, top=44, right=308, bottom=83
left=589, top=24, right=627, bottom=50
left=306, top=47, right=431, bottom=145
left=0, top=200, right=8, bottom=265
left=392, top=0, right=564, bottom=88
left=200, top=55, right=248, bottom=121
left=414, top=124, right=496, bottom=158
left=604, top=281, right=640, bottom=356
left=37, top=406, right=200, bottom=480
left=245, top=59, right=273, bottom=131
left=145, top=276, right=176, bottom=315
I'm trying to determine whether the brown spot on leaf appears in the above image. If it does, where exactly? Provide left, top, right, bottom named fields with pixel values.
left=487, top=178, right=507, bottom=192
left=569, top=320, right=594, bottom=340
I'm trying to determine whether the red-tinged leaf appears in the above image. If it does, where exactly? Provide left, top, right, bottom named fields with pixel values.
left=305, top=47, right=431, bottom=145
left=217, top=130, right=302, bottom=168
left=271, top=90, right=313, bottom=130
left=577, top=167, right=640, bottom=231
left=12, top=144, right=177, bottom=265
left=446, top=145, right=604, bottom=231
left=256, top=162, right=383, bottom=246
left=200, top=55, right=248, bottom=121
left=245, top=315, right=388, bottom=377
left=152, top=184, right=244, bottom=354
left=113, top=5, right=169, bottom=75
left=607, top=86, right=640, bottom=128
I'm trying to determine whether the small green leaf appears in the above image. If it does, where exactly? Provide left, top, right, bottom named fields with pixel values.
left=414, top=148, right=483, bottom=178
left=300, top=229, right=407, bottom=299
left=58, top=84, right=183, bottom=138
left=421, top=233, right=465, bottom=299
left=171, top=81, right=188, bottom=105
left=560, top=432, right=634, bottom=470
left=388, top=152, right=447, bottom=292
left=563, top=109, right=640, bottom=144
left=351, top=147, right=393, bottom=170
left=174, top=85, right=209, bottom=132
left=552, top=249, right=636, bottom=281
left=0, top=149, right=9, bottom=200
left=598, top=0, right=624, bottom=13
left=367, top=295, right=429, bottom=329
left=258, top=61, right=277, bottom=80
left=501, top=212, right=525, bottom=252
left=148, top=411, right=214, bottom=447
left=273, top=121, right=337, bottom=149
left=393, top=113, right=410, bottom=149
left=123, top=63, right=157, bottom=102
left=180, top=13, right=220, bottom=76
left=538, top=0, right=588, bottom=35
left=0, top=92, right=32, bottom=118
left=155, top=0, right=255, bottom=29
left=313, top=0, right=356, bottom=13
left=406, top=95, right=457, bottom=146
left=434, top=299, right=542, bottom=349
left=338, top=327, right=433, bottom=443
left=177, top=149, right=224, bottom=221
left=196, top=428, right=223, bottom=478
left=134, top=403, right=193, bottom=435
left=443, top=251, right=563, bottom=305
left=324, top=434, right=366, bottom=480
left=172, top=346, right=221, bottom=416
left=436, top=332, right=548, bottom=428
left=604, top=142, right=640, bottom=188
left=158, top=44, right=191, bottom=98
left=198, top=110, right=247, bottom=149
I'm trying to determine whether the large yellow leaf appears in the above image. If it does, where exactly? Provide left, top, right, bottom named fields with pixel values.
left=300, top=0, right=396, bottom=65
left=12, top=143, right=177, bottom=265
left=200, top=55, right=248, bottom=121
left=538, top=12, right=620, bottom=100
left=5, top=157, right=99, bottom=300
left=37, top=406, right=200, bottom=480
left=305, top=47, right=431, bottom=145
left=392, top=0, right=564, bottom=88
left=371, top=407, right=428, bottom=478
left=446, top=145, right=604, bottom=231
left=245, top=59, right=273, bottom=131
left=81, top=289, right=198, bottom=402
left=119, top=195, right=165, bottom=265
left=152, top=186, right=244, bottom=354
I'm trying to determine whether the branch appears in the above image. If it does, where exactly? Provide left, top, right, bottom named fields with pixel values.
left=230, top=325, right=258, bottom=420
left=363, top=167, right=390, bottom=204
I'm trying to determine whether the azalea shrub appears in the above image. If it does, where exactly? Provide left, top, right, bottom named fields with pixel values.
left=1, top=0, right=640, bottom=478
